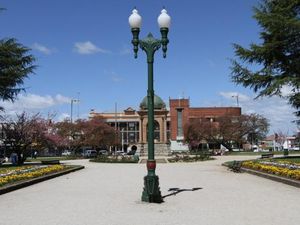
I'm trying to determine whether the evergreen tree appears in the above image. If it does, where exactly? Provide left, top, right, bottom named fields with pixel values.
left=0, top=38, right=36, bottom=106
left=231, top=0, right=300, bottom=121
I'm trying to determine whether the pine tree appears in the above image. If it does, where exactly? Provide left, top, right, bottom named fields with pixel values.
left=231, top=0, right=300, bottom=121
left=0, top=38, right=36, bottom=108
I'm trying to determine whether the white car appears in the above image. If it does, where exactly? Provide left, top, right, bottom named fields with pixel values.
left=0, top=155, right=6, bottom=164
left=62, top=150, right=72, bottom=156
left=98, top=150, right=108, bottom=155
left=115, top=151, right=126, bottom=156
left=82, top=150, right=97, bottom=158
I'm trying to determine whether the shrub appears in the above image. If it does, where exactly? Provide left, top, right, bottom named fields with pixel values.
left=168, top=153, right=212, bottom=163
left=90, top=155, right=139, bottom=163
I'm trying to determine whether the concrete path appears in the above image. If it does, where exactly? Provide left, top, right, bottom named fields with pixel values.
left=0, top=156, right=299, bottom=225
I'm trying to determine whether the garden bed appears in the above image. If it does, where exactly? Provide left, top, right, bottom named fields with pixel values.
left=90, top=155, right=139, bottom=163
left=242, top=159, right=300, bottom=180
left=168, top=154, right=213, bottom=163
left=0, top=164, right=84, bottom=194
left=224, top=157, right=300, bottom=188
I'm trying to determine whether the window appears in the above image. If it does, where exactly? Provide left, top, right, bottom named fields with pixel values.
left=177, top=109, right=183, bottom=137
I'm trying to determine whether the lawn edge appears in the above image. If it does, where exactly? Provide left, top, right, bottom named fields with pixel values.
left=0, top=165, right=84, bottom=195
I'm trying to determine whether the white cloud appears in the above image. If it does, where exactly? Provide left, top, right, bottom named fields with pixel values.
left=74, top=41, right=110, bottom=54
left=280, top=84, right=299, bottom=97
left=0, top=94, right=71, bottom=114
left=57, top=113, right=70, bottom=122
left=32, top=43, right=53, bottom=55
left=219, top=91, right=298, bottom=134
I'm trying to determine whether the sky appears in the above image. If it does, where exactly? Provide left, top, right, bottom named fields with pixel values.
left=0, top=0, right=298, bottom=134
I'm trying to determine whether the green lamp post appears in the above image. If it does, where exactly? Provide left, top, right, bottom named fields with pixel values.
left=129, top=8, right=171, bottom=203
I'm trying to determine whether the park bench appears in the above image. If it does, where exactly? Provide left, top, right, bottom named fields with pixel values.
left=261, top=153, right=274, bottom=159
left=229, top=160, right=242, bottom=172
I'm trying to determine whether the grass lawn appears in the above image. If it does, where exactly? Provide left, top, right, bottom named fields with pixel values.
left=225, top=151, right=300, bottom=156
left=0, top=166, right=20, bottom=174
left=25, top=156, right=80, bottom=162
left=270, top=157, right=300, bottom=164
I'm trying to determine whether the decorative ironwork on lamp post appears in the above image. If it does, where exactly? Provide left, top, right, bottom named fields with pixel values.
left=129, top=8, right=171, bottom=203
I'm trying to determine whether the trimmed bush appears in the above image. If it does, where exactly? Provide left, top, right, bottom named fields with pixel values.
left=90, top=155, right=139, bottom=163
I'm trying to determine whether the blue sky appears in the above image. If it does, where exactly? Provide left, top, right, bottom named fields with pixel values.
left=0, top=0, right=298, bottom=134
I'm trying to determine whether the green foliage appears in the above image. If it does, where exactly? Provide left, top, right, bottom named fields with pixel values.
left=231, top=0, right=300, bottom=121
left=0, top=38, right=36, bottom=106
left=90, top=155, right=139, bottom=163
left=168, top=152, right=212, bottom=163
left=271, top=156, right=300, bottom=163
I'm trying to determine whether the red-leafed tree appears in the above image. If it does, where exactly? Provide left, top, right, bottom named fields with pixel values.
left=54, top=120, right=79, bottom=150
left=185, top=113, right=269, bottom=151
left=54, top=118, right=119, bottom=151
left=76, top=118, right=118, bottom=149
left=1, top=112, right=52, bottom=165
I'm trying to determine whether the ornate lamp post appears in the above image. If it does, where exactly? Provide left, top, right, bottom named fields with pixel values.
left=129, top=8, right=171, bottom=203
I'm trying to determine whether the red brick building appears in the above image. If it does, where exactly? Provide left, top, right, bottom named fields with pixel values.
left=90, top=96, right=241, bottom=153
left=169, top=98, right=241, bottom=141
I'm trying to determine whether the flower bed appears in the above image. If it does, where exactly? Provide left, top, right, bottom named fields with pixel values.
left=242, top=160, right=300, bottom=180
left=90, top=155, right=139, bottom=163
left=168, top=154, right=213, bottom=163
left=0, top=165, right=66, bottom=187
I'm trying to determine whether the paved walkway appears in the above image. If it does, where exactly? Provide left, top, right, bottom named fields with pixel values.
left=0, top=156, right=299, bottom=225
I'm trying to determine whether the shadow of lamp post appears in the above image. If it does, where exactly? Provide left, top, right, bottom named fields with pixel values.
left=129, top=8, right=171, bottom=203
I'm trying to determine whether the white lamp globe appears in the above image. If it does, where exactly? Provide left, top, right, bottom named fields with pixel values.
left=157, top=9, right=171, bottom=28
left=129, top=9, right=142, bottom=28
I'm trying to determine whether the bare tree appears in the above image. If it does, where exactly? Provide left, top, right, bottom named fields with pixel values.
left=275, top=130, right=288, bottom=150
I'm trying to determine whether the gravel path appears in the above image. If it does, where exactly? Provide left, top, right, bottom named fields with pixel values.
left=0, top=156, right=299, bottom=225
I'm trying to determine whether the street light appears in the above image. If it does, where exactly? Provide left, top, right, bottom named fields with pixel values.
left=232, top=94, right=239, bottom=107
left=70, top=99, right=79, bottom=123
left=129, top=8, right=171, bottom=203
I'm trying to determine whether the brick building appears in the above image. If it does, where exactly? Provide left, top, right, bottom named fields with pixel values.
left=90, top=95, right=241, bottom=154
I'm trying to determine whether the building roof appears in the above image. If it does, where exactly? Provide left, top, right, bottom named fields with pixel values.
left=140, top=94, right=166, bottom=110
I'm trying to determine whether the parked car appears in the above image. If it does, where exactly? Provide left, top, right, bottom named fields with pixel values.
left=0, top=154, right=6, bottom=165
left=62, top=150, right=72, bottom=156
left=98, top=150, right=108, bottom=155
left=82, top=149, right=97, bottom=158
left=115, top=150, right=126, bottom=156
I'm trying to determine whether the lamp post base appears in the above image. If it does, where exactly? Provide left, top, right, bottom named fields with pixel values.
left=141, top=174, right=163, bottom=203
